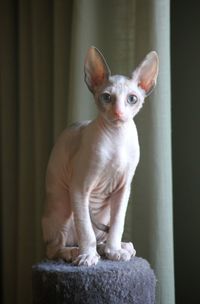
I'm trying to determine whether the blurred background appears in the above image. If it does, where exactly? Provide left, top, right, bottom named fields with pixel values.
left=0, top=0, right=199, bottom=303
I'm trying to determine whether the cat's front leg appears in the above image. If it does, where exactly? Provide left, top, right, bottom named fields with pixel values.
left=71, top=191, right=100, bottom=266
left=104, top=185, right=136, bottom=261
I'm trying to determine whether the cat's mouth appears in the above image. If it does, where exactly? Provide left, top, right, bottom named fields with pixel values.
left=102, top=115, right=126, bottom=127
left=112, top=118, right=125, bottom=126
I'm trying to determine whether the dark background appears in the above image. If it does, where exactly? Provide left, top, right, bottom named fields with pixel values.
left=171, top=0, right=200, bottom=303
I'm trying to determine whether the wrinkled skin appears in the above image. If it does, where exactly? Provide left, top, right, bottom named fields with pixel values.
left=42, top=47, right=159, bottom=266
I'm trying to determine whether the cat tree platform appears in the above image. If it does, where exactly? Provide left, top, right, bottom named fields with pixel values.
left=32, top=257, right=156, bottom=304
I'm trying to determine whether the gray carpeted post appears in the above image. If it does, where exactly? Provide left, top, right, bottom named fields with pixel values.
left=32, top=257, right=156, bottom=304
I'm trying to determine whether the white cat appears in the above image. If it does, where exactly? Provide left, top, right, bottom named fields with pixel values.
left=42, top=47, right=159, bottom=266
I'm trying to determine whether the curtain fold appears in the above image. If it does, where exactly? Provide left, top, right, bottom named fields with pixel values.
left=0, top=1, right=19, bottom=303
left=0, top=1, right=174, bottom=303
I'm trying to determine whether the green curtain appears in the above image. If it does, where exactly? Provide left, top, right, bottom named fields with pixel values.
left=0, top=0, right=174, bottom=303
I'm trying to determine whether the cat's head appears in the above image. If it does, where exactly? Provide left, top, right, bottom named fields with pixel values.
left=84, top=47, right=159, bottom=126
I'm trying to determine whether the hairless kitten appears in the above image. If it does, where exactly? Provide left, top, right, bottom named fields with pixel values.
left=42, top=47, right=159, bottom=266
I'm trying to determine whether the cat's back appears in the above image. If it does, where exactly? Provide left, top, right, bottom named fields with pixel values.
left=47, top=120, right=91, bottom=173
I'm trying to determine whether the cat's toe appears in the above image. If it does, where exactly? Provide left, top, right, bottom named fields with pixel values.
left=121, top=242, right=136, bottom=256
left=105, top=248, right=131, bottom=261
left=73, top=252, right=100, bottom=266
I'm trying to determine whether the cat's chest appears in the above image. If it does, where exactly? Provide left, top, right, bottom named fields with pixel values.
left=108, top=147, right=131, bottom=174
left=90, top=168, right=125, bottom=204
left=90, top=146, right=137, bottom=201
left=101, top=149, right=127, bottom=180
left=95, top=134, right=139, bottom=173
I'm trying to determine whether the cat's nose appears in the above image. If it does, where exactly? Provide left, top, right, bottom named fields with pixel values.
left=113, top=110, right=123, bottom=119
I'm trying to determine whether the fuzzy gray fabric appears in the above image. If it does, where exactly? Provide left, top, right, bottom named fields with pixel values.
left=32, top=257, right=156, bottom=304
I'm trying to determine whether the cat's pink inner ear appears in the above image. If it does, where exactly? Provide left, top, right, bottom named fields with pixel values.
left=133, top=51, right=159, bottom=96
left=84, top=47, right=111, bottom=93
left=92, top=73, right=106, bottom=88
left=138, top=78, right=155, bottom=95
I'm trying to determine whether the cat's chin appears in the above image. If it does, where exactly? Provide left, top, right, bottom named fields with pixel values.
left=100, top=116, right=127, bottom=128
left=111, top=119, right=126, bottom=127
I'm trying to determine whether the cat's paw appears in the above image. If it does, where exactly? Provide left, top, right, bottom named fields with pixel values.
left=73, top=252, right=100, bottom=266
left=121, top=242, right=136, bottom=257
left=59, top=247, right=79, bottom=261
left=97, top=241, right=136, bottom=259
left=104, top=247, right=132, bottom=261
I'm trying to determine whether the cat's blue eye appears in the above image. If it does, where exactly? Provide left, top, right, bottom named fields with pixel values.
left=127, top=94, right=138, bottom=105
left=100, top=93, right=112, bottom=103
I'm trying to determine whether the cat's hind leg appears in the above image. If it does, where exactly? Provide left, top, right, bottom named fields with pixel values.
left=46, top=238, right=79, bottom=262
left=42, top=214, right=79, bottom=262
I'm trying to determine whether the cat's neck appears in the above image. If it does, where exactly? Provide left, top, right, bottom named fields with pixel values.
left=95, top=114, right=135, bottom=138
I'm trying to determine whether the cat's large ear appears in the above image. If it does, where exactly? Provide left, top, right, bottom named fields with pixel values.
left=84, top=47, right=111, bottom=93
left=132, top=51, right=159, bottom=96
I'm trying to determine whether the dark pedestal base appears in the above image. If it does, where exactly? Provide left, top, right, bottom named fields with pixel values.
left=32, top=257, right=156, bottom=304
